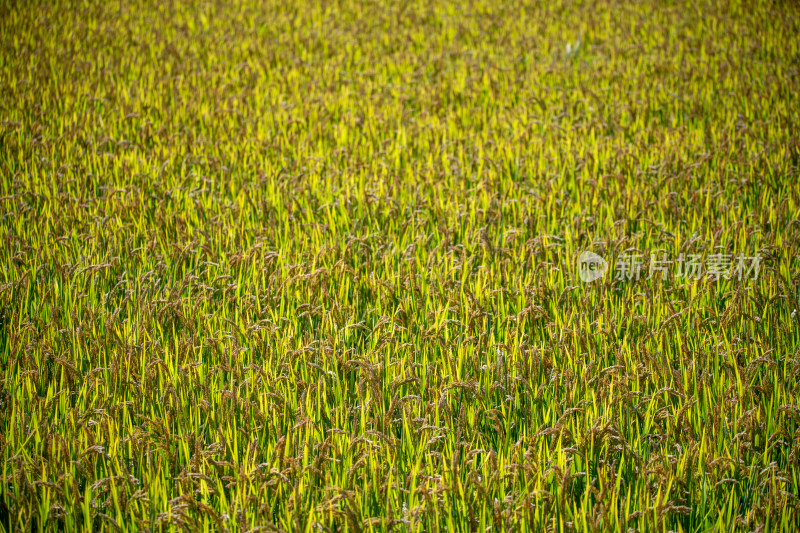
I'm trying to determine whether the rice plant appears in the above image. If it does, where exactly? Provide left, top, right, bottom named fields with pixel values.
left=1, top=0, right=799, bottom=531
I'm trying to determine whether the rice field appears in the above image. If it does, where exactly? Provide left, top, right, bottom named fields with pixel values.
left=1, top=0, right=800, bottom=531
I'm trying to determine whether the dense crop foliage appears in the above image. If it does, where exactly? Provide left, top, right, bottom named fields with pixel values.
left=2, top=0, right=800, bottom=531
